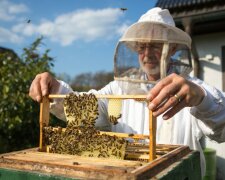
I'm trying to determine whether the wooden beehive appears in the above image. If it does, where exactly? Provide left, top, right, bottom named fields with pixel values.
left=0, top=145, right=195, bottom=180
left=0, top=94, right=201, bottom=180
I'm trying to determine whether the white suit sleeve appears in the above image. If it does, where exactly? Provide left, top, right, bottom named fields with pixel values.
left=50, top=80, right=73, bottom=121
left=190, top=77, right=225, bottom=142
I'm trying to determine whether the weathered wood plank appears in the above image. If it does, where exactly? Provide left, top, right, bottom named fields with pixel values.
left=0, top=146, right=192, bottom=179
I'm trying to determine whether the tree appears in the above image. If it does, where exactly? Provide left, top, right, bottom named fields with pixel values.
left=0, top=37, right=55, bottom=153
left=92, top=71, right=114, bottom=89
left=70, top=71, right=114, bottom=91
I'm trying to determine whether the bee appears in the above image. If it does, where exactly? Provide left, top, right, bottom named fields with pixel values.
left=128, top=134, right=134, bottom=139
left=120, top=8, right=127, bottom=12
left=118, top=151, right=122, bottom=158
left=73, top=162, right=79, bottom=165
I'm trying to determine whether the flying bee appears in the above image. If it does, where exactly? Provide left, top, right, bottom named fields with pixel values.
left=120, top=8, right=127, bottom=12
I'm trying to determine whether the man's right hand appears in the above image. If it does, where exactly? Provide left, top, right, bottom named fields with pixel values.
left=29, top=72, right=60, bottom=102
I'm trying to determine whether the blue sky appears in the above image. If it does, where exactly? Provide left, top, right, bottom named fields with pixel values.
left=0, top=0, right=157, bottom=79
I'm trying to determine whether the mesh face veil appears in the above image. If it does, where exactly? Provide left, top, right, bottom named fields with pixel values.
left=114, top=21, right=192, bottom=94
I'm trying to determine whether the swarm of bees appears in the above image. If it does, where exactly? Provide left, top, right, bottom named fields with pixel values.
left=44, top=125, right=127, bottom=159
left=44, top=93, right=127, bottom=159
left=64, top=93, right=99, bottom=127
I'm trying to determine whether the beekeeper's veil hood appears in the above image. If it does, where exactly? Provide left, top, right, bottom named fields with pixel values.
left=138, top=7, right=175, bottom=26
left=114, top=7, right=192, bottom=94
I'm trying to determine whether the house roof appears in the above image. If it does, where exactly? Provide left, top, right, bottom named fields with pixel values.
left=156, top=0, right=225, bottom=35
left=156, top=0, right=224, bottom=10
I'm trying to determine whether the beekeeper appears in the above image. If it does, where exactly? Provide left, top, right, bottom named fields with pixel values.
left=29, top=7, right=225, bottom=176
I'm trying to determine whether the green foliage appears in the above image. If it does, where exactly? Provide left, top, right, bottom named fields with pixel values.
left=0, top=37, right=54, bottom=153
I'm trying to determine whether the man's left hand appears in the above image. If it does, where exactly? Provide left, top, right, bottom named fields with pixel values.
left=147, top=73, right=205, bottom=120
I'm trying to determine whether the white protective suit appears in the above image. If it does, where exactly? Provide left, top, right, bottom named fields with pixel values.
left=50, top=76, right=225, bottom=176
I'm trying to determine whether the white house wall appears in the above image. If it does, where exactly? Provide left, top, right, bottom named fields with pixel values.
left=194, top=32, right=225, bottom=89
left=194, top=32, right=225, bottom=179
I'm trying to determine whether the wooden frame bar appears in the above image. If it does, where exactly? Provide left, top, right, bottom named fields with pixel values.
left=149, top=110, right=157, bottom=161
left=39, top=96, right=50, bottom=152
left=39, top=94, right=157, bottom=161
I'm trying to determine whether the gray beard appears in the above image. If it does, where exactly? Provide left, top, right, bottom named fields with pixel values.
left=140, top=56, right=160, bottom=75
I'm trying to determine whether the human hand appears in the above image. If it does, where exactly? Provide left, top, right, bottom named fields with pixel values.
left=146, top=73, right=205, bottom=120
left=29, top=72, right=60, bottom=102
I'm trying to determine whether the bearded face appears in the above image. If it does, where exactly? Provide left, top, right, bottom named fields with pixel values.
left=137, top=43, right=163, bottom=80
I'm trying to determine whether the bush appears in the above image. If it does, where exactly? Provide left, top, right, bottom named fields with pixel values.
left=0, top=37, right=55, bottom=153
